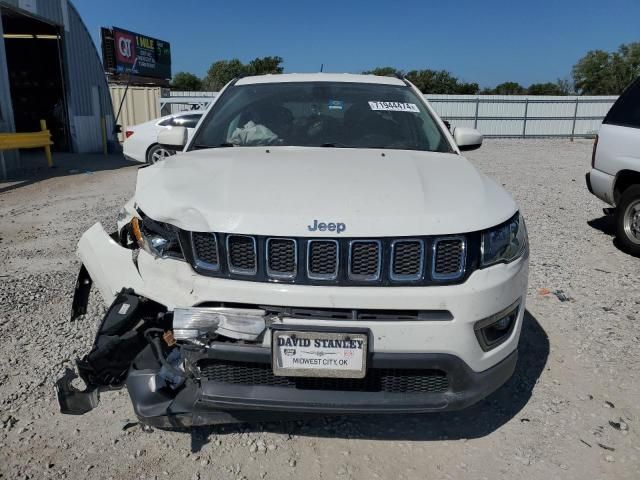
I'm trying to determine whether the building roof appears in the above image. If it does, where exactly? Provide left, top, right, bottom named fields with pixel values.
left=235, top=73, right=406, bottom=86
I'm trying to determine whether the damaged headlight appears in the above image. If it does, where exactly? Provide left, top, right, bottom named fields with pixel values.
left=131, top=215, right=184, bottom=260
left=481, top=212, right=528, bottom=267
left=173, top=307, right=266, bottom=341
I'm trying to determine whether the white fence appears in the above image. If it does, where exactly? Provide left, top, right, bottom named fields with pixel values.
left=162, top=91, right=618, bottom=139
left=427, top=94, right=617, bottom=138
left=160, top=92, right=215, bottom=116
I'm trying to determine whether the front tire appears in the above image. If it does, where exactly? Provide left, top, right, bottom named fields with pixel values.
left=615, top=185, right=640, bottom=256
left=146, top=144, right=175, bottom=164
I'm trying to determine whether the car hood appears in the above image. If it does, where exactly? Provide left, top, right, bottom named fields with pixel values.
left=135, top=147, right=517, bottom=237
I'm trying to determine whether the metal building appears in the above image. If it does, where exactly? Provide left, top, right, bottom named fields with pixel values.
left=0, top=0, right=116, bottom=173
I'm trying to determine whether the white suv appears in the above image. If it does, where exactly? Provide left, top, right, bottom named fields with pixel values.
left=56, top=74, right=529, bottom=426
left=587, top=77, right=640, bottom=255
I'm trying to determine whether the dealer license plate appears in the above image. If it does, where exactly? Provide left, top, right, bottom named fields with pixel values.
left=272, top=330, right=368, bottom=379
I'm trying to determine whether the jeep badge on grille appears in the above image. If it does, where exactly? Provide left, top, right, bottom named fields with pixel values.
left=307, top=220, right=346, bottom=234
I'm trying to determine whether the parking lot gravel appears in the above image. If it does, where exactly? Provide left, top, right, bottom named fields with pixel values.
left=1, top=139, right=638, bottom=480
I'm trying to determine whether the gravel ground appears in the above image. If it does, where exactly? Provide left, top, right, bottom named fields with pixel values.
left=0, top=140, right=638, bottom=480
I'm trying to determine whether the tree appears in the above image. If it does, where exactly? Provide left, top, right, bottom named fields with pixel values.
left=405, top=69, right=479, bottom=94
left=610, top=43, right=640, bottom=92
left=572, top=43, right=640, bottom=94
left=170, top=71, right=202, bottom=91
left=247, top=56, right=284, bottom=75
left=456, top=81, right=480, bottom=94
left=362, top=67, right=478, bottom=94
left=362, top=66, right=402, bottom=77
left=485, top=81, right=527, bottom=95
left=527, top=81, right=567, bottom=95
left=572, top=50, right=615, bottom=95
left=202, top=56, right=284, bottom=91
left=556, top=78, right=573, bottom=95
left=202, top=59, right=247, bottom=91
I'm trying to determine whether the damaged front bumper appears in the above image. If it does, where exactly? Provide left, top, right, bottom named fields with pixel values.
left=56, top=279, right=518, bottom=425
left=56, top=288, right=173, bottom=415
left=125, top=347, right=517, bottom=427
left=56, top=222, right=526, bottom=425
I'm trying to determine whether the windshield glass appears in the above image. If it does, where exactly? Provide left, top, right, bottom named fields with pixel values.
left=191, top=81, right=452, bottom=152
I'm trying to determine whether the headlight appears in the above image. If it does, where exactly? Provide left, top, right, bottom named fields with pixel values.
left=481, top=213, right=528, bottom=267
left=131, top=216, right=184, bottom=260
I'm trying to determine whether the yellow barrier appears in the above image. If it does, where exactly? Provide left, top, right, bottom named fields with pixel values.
left=0, top=120, right=54, bottom=178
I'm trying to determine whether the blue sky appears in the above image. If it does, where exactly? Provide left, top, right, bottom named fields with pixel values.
left=74, top=0, right=639, bottom=88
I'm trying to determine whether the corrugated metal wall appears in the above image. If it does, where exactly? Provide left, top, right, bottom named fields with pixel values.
left=0, top=13, right=18, bottom=175
left=0, top=13, right=14, bottom=133
left=63, top=0, right=116, bottom=152
left=0, top=0, right=116, bottom=157
left=109, top=85, right=162, bottom=142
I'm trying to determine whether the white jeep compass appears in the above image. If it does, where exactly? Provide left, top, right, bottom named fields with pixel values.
left=56, top=74, right=529, bottom=426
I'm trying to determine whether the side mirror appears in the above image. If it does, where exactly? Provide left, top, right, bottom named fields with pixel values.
left=453, top=127, right=483, bottom=151
left=158, top=126, right=188, bottom=150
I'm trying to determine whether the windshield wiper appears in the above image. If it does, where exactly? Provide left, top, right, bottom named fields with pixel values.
left=320, top=142, right=350, bottom=148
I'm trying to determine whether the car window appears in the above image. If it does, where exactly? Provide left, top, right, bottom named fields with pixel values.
left=173, top=114, right=202, bottom=129
left=604, top=78, right=640, bottom=129
left=191, top=82, right=452, bottom=153
left=158, top=114, right=202, bottom=128
left=157, top=117, right=174, bottom=127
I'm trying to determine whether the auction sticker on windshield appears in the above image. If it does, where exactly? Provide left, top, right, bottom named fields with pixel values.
left=272, top=330, right=368, bottom=378
left=368, top=101, right=420, bottom=113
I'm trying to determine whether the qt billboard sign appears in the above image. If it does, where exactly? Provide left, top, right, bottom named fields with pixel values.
left=109, top=27, right=171, bottom=80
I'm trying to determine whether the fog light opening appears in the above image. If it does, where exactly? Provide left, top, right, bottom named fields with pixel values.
left=474, top=301, right=520, bottom=352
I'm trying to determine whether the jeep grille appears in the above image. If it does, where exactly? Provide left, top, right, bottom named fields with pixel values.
left=186, top=232, right=471, bottom=286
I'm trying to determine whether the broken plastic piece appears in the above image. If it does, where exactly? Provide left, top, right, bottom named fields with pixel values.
left=71, top=264, right=92, bottom=320
left=55, top=368, right=100, bottom=415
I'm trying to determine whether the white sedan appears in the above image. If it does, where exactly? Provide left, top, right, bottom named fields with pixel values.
left=122, top=111, right=203, bottom=164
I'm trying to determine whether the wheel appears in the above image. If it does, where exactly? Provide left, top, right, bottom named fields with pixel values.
left=615, top=185, right=640, bottom=256
left=146, top=144, right=175, bottom=164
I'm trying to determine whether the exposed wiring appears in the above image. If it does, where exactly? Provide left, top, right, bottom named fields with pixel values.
left=144, top=328, right=185, bottom=378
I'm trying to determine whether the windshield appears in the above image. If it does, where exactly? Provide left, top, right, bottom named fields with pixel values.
left=191, top=81, right=452, bottom=152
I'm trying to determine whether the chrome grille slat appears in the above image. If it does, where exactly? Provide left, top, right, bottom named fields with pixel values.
left=348, top=240, right=381, bottom=281
left=307, top=240, right=339, bottom=280
left=391, top=239, right=424, bottom=281
left=226, top=235, right=257, bottom=275
left=191, top=232, right=220, bottom=271
left=266, top=238, right=297, bottom=279
left=432, top=237, right=466, bottom=280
